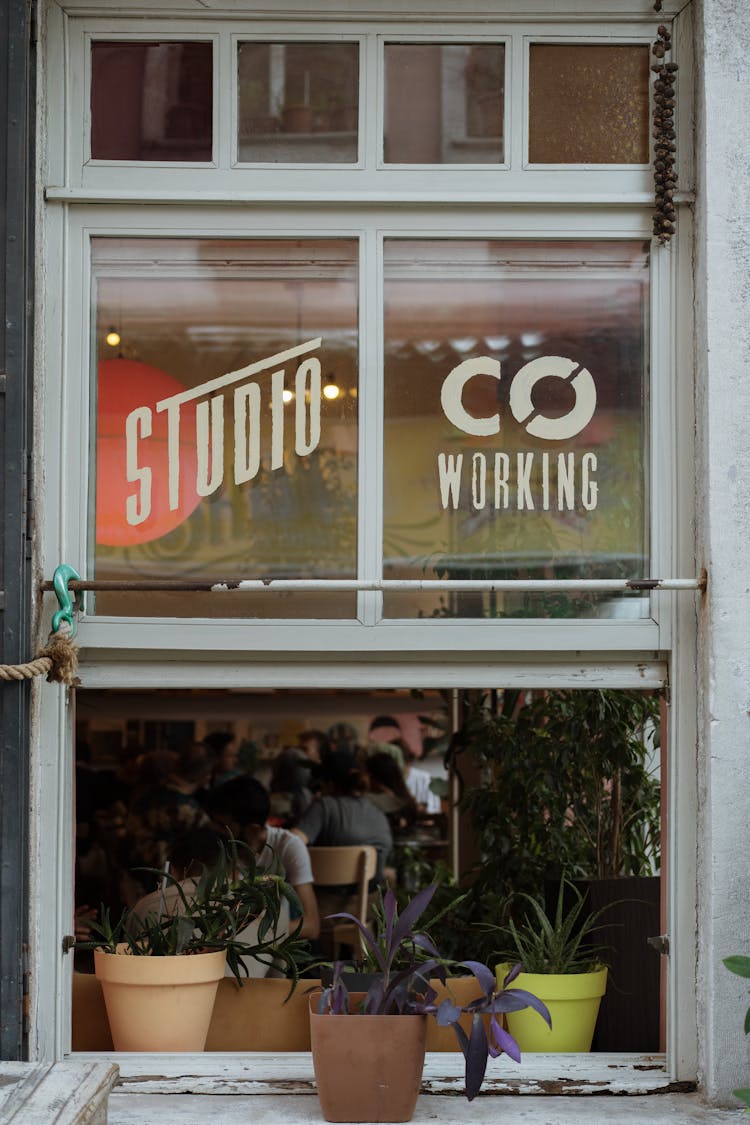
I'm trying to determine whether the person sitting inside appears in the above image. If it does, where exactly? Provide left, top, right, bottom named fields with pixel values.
left=203, top=730, right=243, bottom=788
left=363, top=750, right=417, bottom=838
left=269, top=744, right=316, bottom=826
left=291, top=749, right=393, bottom=936
left=205, top=776, right=320, bottom=940
left=130, top=826, right=292, bottom=979
left=125, top=741, right=217, bottom=882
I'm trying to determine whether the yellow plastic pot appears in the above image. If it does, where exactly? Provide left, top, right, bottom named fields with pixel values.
left=498, top=964, right=607, bottom=1052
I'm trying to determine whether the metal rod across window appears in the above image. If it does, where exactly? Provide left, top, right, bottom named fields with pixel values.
left=40, top=575, right=706, bottom=594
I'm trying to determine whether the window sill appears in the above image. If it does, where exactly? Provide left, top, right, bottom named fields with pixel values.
left=78, top=1051, right=681, bottom=1096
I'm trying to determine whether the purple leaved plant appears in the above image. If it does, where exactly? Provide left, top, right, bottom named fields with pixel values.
left=317, top=883, right=445, bottom=1017
left=316, top=884, right=551, bottom=1100
left=436, top=960, right=551, bottom=1100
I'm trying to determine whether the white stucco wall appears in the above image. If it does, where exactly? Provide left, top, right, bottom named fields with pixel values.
left=695, top=0, right=750, bottom=1106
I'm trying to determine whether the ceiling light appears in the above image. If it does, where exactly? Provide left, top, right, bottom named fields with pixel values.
left=323, top=374, right=341, bottom=401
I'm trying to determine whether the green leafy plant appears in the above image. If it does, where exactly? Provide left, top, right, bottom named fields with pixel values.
left=723, top=954, right=750, bottom=1109
left=495, top=878, right=612, bottom=975
left=444, top=688, right=660, bottom=960
left=79, top=837, right=309, bottom=986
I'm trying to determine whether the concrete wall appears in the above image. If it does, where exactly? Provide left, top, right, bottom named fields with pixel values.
left=695, top=0, right=750, bottom=1105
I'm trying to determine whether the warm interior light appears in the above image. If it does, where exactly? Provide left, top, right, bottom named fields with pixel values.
left=282, top=388, right=294, bottom=404
left=105, top=328, right=121, bottom=348
left=323, top=374, right=341, bottom=400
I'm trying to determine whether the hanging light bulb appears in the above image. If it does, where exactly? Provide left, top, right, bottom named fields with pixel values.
left=323, top=373, right=341, bottom=401
left=282, top=387, right=294, bottom=404
left=105, top=327, right=121, bottom=348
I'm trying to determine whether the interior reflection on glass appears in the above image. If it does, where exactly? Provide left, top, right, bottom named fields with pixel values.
left=382, top=239, right=650, bottom=620
left=90, top=42, right=213, bottom=162
left=384, top=43, right=504, bottom=164
left=237, top=42, right=359, bottom=163
left=91, top=238, right=359, bottom=619
left=529, top=45, right=650, bottom=165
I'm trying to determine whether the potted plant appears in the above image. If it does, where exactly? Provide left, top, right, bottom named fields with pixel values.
left=79, top=837, right=308, bottom=1052
left=309, top=884, right=550, bottom=1122
left=450, top=687, right=662, bottom=1049
left=494, top=878, right=611, bottom=1053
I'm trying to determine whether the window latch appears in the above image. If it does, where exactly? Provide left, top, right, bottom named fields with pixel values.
left=647, top=933, right=670, bottom=955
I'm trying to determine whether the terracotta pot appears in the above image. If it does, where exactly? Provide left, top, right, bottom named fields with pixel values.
left=94, top=947, right=226, bottom=1052
left=206, top=977, right=322, bottom=1051
left=309, top=993, right=426, bottom=1122
left=282, top=104, right=313, bottom=133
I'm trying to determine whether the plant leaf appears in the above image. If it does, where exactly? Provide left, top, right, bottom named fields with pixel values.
left=502, top=962, right=522, bottom=987
left=724, top=956, right=750, bottom=979
left=464, top=1014, right=489, bottom=1102
left=436, top=998, right=462, bottom=1026
left=489, top=1018, right=521, bottom=1063
left=493, top=987, right=551, bottom=1027
left=391, top=884, right=437, bottom=951
left=460, top=960, right=496, bottom=997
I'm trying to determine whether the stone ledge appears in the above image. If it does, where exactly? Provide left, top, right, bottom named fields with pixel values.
left=0, top=1060, right=119, bottom=1124
left=106, top=1092, right=746, bottom=1124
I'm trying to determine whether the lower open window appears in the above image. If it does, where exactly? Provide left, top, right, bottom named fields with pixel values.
left=71, top=684, right=665, bottom=1060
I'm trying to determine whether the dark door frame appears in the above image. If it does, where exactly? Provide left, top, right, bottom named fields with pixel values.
left=0, top=0, right=35, bottom=1060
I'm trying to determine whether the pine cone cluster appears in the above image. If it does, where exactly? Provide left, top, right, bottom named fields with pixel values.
left=652, top=24, right=678, bottom=244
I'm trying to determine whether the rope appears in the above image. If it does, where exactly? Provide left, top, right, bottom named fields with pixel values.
left=0, top=630, right=80, bottom=687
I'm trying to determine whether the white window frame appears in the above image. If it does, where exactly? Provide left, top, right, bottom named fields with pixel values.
left=33, top=0, right=698, bottom=1088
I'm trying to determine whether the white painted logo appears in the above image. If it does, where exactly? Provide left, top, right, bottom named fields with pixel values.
left=125, top=338, right=323, bottom=527
left=438, top=354, right=599, bottom=513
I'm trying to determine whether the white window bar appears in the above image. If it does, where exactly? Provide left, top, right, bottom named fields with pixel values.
left=42, top=575, right=705, bottom=593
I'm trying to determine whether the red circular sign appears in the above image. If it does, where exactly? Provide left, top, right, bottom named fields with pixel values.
left=96, top=358, right=201, bottom=547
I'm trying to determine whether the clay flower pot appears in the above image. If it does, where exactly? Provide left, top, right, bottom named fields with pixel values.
left=94, top=947, right=227, bottom=1052
left=309, top=993, right=426, bottom=1122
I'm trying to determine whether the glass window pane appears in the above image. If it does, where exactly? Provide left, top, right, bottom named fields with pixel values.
left=237, top=42, right=359, bottom=163
left=384, top=44, right=505, bottom=164
left=383, top=239, right=650, bottom=619
left=92, top=238, right=358, bottom=618
left=529, top=45, right=649, bottom=164
left=91, top=42, right=213, bottom=161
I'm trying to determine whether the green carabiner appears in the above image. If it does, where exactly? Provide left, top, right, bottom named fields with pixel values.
left=51, top=564, right=83, bottom=638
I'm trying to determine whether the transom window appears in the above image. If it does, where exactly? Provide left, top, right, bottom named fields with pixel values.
left=46, top=6, right=678, bottom=653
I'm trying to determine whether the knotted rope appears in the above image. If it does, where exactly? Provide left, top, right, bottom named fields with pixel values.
left=0, top=629, right=79, bottom=686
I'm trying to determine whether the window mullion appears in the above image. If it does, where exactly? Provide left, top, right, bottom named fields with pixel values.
left=357, top=225, right=382, bottom=625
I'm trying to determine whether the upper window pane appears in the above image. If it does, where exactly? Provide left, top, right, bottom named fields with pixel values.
left=90, top=42, right=213, bottom=162
left=237, top=42, right=359, bottom=163
left=382, top=239, right=650, bottom=619
left=528, top=45, right=649, bottom=164
left=384, top=44, right=505, bottom=164
left=91, top=238, right=359, bottom=619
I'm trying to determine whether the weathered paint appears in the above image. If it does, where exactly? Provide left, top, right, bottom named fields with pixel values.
left=695, top=0, right=750, bottom=1109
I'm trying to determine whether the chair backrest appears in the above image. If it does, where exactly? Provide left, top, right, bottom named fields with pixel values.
left=307, top=845, right=378, bottom=926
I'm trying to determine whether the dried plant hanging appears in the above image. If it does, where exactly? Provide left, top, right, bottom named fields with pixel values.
left=651, top=24, right=678, bottom=244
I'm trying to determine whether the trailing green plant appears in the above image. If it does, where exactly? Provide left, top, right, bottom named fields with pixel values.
left=723, top=954, right=750, bottom=1110
left=495, top=878, right=612, bottom=975
left=78, top=836, right=310, bottom=986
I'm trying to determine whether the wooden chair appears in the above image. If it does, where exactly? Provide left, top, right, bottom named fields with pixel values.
left=308, top=845, right=378, bottom=957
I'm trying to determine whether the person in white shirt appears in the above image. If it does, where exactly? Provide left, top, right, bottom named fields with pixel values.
left=205, top=776, right=320, bottom=940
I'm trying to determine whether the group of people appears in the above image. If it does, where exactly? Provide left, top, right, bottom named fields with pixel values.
left=74, top=714, right=446, bottom=967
